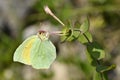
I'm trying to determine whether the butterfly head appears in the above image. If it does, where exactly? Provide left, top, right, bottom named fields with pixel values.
left=37, top=30, right=49, bottom=41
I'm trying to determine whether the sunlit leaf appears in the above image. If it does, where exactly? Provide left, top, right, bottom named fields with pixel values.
left=78, top=31, right=93, bottom=44
left=80, top=18, right=89, bottom=33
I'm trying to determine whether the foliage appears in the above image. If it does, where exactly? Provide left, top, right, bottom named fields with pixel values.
left=58, top=17, right=115, bottom=80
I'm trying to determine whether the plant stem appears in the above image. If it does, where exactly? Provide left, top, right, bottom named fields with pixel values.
left=83, top=33, right=91, bottom=43
left=83, top=32, right=106, bottom=80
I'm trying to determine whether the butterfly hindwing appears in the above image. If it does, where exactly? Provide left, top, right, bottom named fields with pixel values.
left=30, top=38, right=56, bottom=69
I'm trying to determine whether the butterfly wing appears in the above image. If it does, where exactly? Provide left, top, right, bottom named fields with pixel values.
left=13, top=35, right=37, bottom=65
left=30, top=38, right=56, bottom=69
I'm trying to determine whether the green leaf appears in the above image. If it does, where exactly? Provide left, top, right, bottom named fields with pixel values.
left=78, top=31, right=93, bottom=44
left=86, top=42, right=105, bottom=60
left=93, top=71, right=108, bottom=80
left=93, top=71, right=102, bottom=80
left=74, top=20, right=81, bottom=28
left=61, top=20, right=76, bottom=42
left=60, top=27, right=74, bottom=42
left=86, top=50, right=98, bottom=67
left=80, top=18, right=89, bottom=33
left=96, top=64, right=116, bottom=73
left=66, top=30, right=80, bottom=41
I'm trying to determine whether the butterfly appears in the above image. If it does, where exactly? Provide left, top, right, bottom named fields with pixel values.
left=13, top=31, right=56, bottom=69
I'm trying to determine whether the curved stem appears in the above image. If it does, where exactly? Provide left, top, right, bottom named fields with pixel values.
left=82, top=31, right=105, bottom=80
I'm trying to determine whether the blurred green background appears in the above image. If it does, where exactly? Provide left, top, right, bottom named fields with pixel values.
left=0, top=0, right=120, bottom=80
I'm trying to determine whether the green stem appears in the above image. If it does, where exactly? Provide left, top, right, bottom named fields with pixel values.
left=83, top=33, right=91, bottom=44
left=83, top=32, right=106, bottom=80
